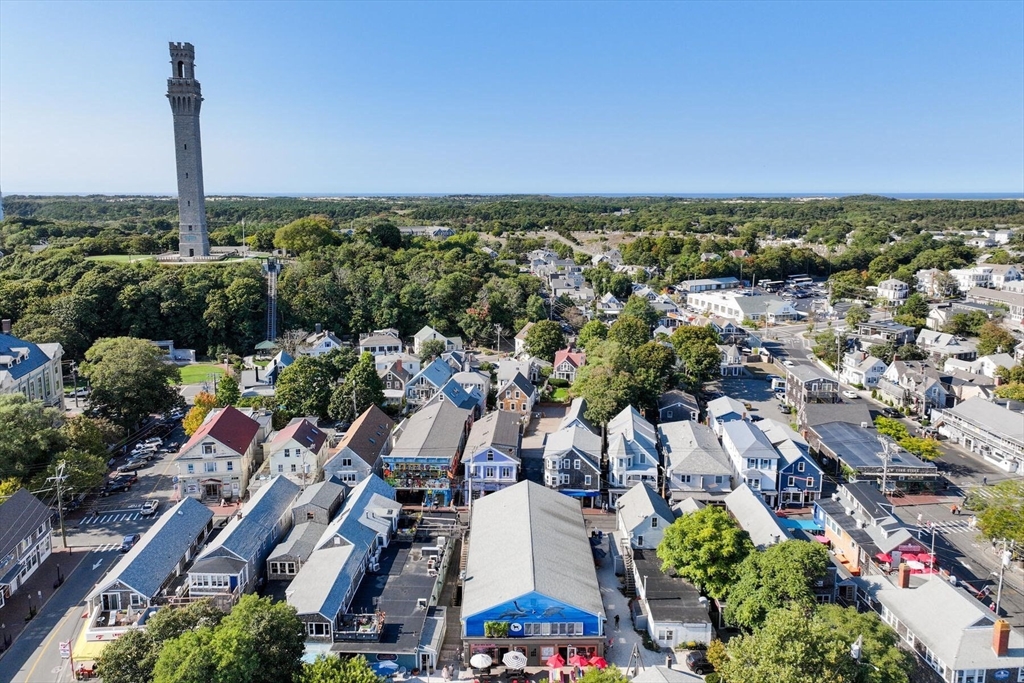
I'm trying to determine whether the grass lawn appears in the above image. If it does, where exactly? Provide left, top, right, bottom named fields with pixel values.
left=551, top=388, right=570, bottom=402
left=178, top=363, right=226, bottom=385
left=84, top=254, right=156, bottom=263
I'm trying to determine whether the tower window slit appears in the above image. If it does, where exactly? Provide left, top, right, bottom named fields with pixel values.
left=177, top=61, right=184, bottom=78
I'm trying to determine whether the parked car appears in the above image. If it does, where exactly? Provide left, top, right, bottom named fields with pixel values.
left=782, top=359, right=795, bottom=367
left=842, top=390, right=858, bottom=399
left=116, top=461, right=146, bottom=475
left=140, top=500, right=160, bottom=516
left=881, top=407, right=900, bottom=418
left=101, top=480, right=131, bottom=496
left=685, top=651, right=715, bottom=676
left=119, top=534, right=141, bottom=553
left=112, top=472, right=138, bottom=486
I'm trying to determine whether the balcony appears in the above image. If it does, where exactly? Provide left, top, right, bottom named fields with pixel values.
left=334, top=610, right=384, bottom=642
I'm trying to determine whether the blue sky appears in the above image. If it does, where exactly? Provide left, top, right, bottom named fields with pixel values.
left=1, top=1, right=1022, bottom=195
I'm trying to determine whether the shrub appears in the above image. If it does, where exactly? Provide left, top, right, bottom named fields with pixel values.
left=548, top=377, right=570, bottom=389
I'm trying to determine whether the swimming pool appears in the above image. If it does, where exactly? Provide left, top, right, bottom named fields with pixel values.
left=779, top=518, right=822, bottom=531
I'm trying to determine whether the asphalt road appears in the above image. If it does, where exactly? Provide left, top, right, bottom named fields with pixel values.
left=0, top=548, right=120, bottom=683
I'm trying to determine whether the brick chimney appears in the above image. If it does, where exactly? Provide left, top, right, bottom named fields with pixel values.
left=1, top=319, right=10, bottom=334
left=993, top=619, right=1010, bottom=657
left=897, top=562, right=911, bottom=588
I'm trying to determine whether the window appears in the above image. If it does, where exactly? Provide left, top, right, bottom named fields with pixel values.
left=559, top=474, right=570, bottom=485
left=746, top=458, right=757, bottom=469
left=574, top=459, right=581, bottom=470
left=486, top=452, right=494, bottom=461
left=485, top=467, right=496, bottom=478
left=562, top=459, right=571, bottom=469
left=204, top=462, right=217, bottom=473
left=651, top=517, right=658, bottom=528
left=307, top=622, right=329, bottom=636
left=584, top=475, right=592, bottom=486
left=278, top=465, right=284, bottom=473
left=637, top=535, right=644, bottom=546
left=665, top=410, right=673, bottom=419
left=500, top=467, right=513, bottom=479
left=788, top=476, right=795, bottom=487
left=342, top=458, right=352, bottom=467
left=679, top=475, right=692, bottom=484
left=270, top=562, right=279, bottom=574
left=523, top=622, right=583, bottom=636
left=291, top=464, right=297, bottom=473
left=187, top=463, right=195, bottom=474
left=202, top=443, right=215, bottom=455
left=798, top=462, right=805, bottom=472
left=806, top=477, right=814, bottom=487
left=760, top=458, right=772, bottom=469
left=715, top=475, right=725, bottom=484
left=284, top=449, right=291, bottom=458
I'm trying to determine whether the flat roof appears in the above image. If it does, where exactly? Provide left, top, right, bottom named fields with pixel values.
left=632, top=550, right=711, bottom=625
left=812, top=422, right=937, bottom=474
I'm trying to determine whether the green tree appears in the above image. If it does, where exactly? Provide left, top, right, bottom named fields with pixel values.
left=147, top=599, right=225, bottom=643
left=274, top=215, right=337, bottom=255
left=418, top=338, right=448, bottom=361
left=978, top=321, right=1017, bottom=356
left=215, top=374, right=241, bottom=406
left=577, top=320, right=608, bottom=352
left=657, top=505, right=753, bottom=599
left=571, top=363, right=632, bottom=426
left=622, top=295, right=660, bottom=328
left=275, top=356, right=337, bottom=420
left=0, top=394, right=65, bottom=484
left=974, top=479, right=1024, bottom=545
left=943, top=310, right=988, bottom=336
left=97, top=629, right=159, bottom=683
left=724, top=540, right=830, bottom=631
left=897, top=292, right=929, bottom=320
left=717, top=605, right=908, bottom=683
left=844, top=305, right=869, bottom=328
left=577, top=665, right=630, bottom=683
left=80, top=337, right=182, bottom=428
left=60, top=415, right=122, bottom=455
left=524, top=294, right=547, bottom=323
left=207, top=594, right=305, bottom=683
left=40, top=448, right=107, bottom=493
left=152, top=628, right=218, bottom=683
left=299, top=655, right=382, bottom=683
left=607, top=315, right=649, bottom=350
left=330, top=352, right=386, bottom=423
left=812, top=329, right=847, bottom=370
left=899, top=436, right=941, bottom=461
left=524, top=320, right=566, bottom=362
left=874, top=416, right=909, bottom=441
left=365, top=221, right=402, bottom=249
left=676, top=337, right=723, bottom=392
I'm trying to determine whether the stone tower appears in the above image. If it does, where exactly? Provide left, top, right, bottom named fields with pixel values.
left=167, top=42, right=210, bottom=258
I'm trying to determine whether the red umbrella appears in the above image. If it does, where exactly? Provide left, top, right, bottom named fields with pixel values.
left=588, top=656, right=608, bottom=669
left=546, top=653, right=566, bottom=669
left=874, top=552, right=892, bottom=563
left=901, top=553, right=918, bottom=562
left=568, top=654, right=589, bottom=668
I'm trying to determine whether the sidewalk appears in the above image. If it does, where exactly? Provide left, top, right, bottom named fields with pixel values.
left=0, top=546, right=85, bottom=657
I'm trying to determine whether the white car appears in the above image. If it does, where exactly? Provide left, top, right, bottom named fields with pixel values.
left=782, top=360, right=794, bottom=367
left=842, top=390, right=858, bottom=399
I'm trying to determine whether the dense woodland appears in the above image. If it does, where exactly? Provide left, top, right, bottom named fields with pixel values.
left=1, top=195, right=1022, bottom=360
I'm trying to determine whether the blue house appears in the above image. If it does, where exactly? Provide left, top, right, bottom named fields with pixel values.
left=461, top=481, right=606, bottom=666
left=187, top=475, right=299, bottom=605
left=461, top=410, right=522, bottom=501
left=756, top=420, right=824, bottom=506
left=384, top=401, right=473, bottom=506
left=405, top=358, right=456, bottom=408
left=429, top=377, right=484, bottom=418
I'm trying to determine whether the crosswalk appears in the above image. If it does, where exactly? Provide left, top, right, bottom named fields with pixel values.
left=84, top=512, right=141, bottom=525
left=920, top=519, right=979, bottom=535
left=92, top=542, right=123, bottom=552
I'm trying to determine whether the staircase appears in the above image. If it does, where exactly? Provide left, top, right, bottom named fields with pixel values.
left=621, top=537, right=636, bottom=596
left=264, top=259, right=279, bottom=341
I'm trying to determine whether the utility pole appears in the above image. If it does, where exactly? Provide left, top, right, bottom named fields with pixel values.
left=877, top=437, right=892, bottom=497
left=494, top=324, right=504, bottom=355
left=47, top=460, right=70, bottom=550
left=995, top=539, right=1014, bottom=616
left=69, top=360, right=79, bottom=408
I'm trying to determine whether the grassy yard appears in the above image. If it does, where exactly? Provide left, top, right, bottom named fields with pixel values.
left=84, top=254, right=156, bottom=263
left=178, top=363, right=226, bottom=385
left=551, top=388, right=570, bottom=402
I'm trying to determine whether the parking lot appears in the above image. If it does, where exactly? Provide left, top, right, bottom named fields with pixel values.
left=713, top=375, right=789, bottom=422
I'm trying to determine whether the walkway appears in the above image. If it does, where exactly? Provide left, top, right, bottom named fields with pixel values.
left=0, top=547, right=85, bottom=659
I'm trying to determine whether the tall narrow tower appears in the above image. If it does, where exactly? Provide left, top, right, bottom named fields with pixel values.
left=167, top=42, right=210, bottom=258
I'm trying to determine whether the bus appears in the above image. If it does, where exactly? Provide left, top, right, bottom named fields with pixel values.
left=787, top=275, right=814, bottom=287
left=759, top=279, right=785, bottom=292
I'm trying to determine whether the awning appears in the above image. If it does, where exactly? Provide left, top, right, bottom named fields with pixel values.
left=560, top=489, right=599, bottom=498
left=812, top=535, right=830, bottom=544
left=875, top=552, right=892, bottom=563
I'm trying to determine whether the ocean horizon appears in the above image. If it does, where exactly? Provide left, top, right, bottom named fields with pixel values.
left=5, top=191, right=1024, bottom=200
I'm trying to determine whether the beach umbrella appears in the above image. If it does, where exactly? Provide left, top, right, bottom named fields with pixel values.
left=503, top=651, right=529, bottom=669
left=546, top=653, right=566, bottom=669
left=470, top=653, right=493, bottom=669
left=568, top=654, right=590, bottom=668
left=374, top=661, right=400, bottom=675
left=588, top=656, right=608, bottom=670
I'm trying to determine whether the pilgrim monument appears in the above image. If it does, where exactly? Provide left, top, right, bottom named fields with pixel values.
left=167, top=42, right=211, bottom=258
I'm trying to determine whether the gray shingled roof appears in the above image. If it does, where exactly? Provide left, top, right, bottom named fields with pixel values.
left=88, top=497, right=212, bottom=600
left=293, top=480, right=346, bottom=512
left=0, top=489, right=50, bottom=564
left=658, top=421, right=731, bottom=476
left=723, top=484, right=791, bottom=549
left=268, top=521, right=329, bottom=564
left=462, top=410, right=521, bottom=463
left=390, top=401, right=471, bottom=460
left=194, top=476, right=299, bottom=565
left=462, top=481, right=604, bottom=620
left=616, top=483, right=674, bottom=535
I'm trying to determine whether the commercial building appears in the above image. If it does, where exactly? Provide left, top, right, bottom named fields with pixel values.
left=935, top=397, right=1024, bottom=474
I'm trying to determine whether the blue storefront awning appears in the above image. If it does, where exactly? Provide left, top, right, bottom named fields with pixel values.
left=560, top=489, right=600, bottom=498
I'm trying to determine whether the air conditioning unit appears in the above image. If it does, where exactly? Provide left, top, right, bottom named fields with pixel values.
left=369, top=561, right=380, bottom=573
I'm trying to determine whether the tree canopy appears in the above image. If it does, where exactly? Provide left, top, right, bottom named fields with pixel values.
left=656, top=505, right=753, bottom=599
left=524, top=320, right=565, bottom=362
left=80, top=336, right=182, bottom=427
left=973, top=478, right=1024, bottom=545
left=275, top=355, right=338, bottom=420
left=274, top=215, right=338, bottom=255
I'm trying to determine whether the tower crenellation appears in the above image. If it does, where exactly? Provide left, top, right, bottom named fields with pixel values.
left=167, top=41, right=210, bottom=258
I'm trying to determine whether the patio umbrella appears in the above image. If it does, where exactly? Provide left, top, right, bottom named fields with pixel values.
left=502, top=651, right=529, bottom=669
left=546, top=653, right=566, bottom=669
left=874, top=552, right=892, bottom=563
left=568, top=654, right=590, bottom=668
left=373, top=661, right=400, bottom=675
left=901, top=553, right=918, bottom=562
left=588, top=656, right=608, bottom=670
left=470, top=654, right=493, bottom=669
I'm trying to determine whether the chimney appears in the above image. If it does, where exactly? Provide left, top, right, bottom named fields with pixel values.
left=1, top=319, right=10, bottom=334
left=993, top=619, right=1010, bottom=657
left=315, top=323, right=323, bottom=334
left=897, top=562, right=911, bottom=588
left=394, top=359, right=402, bottom=373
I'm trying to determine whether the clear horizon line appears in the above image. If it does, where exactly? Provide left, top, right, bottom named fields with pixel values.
left=5, top=191, right=1024, bottom=198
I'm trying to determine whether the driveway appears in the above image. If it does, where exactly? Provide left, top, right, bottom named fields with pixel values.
left=521, top=404, right=567, bottom=484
